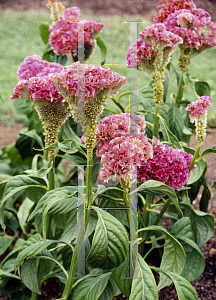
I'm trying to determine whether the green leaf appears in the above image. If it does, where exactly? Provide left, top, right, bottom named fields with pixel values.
left=60, top=210, right=77, bottom=244
left=0, top=175, right=47, bottom=230
left=20, top=129, right=44, bottom=149
left=21, top=258, right=41, bottom=294
left=58, top=139, right=86, bottom=156
left=42, top=42, right=67, bottom=65
left=138, top=226, right=186, bottom=289
left=195, top=81, right=211, bottom=97
left=137, top=180, right=181, bottom=214
left=87, top=207, right=129, bottom=270
left=199, top=145, right=216, bottom=160
left=98, top=280, right=114, bottom=300
left=71, top=272, right=112, bottom=300
left=13, top=98, right=34, bottom=115
left=28, top=186, right=77, bottom=220
left=162, top=68, right=169, bottom=102
left=0, top=239, right=25, bottom=267
left=169, top=217, right=194, bottom=240
left=181, top=204, right=214, bottom=247
left=0, top=233, right=15, bottom=256
left=17, top=198, right=34, bottom=234
left=0, top=270, right=20, bottom=281
left=15, top=233, right=57, bottom=267
left=112, top=255, right=132, bottom=298
left=159, top=115, right=182, bottom=148
left=151, top=267, right=198, bottom=300
left=96, top=37, right=107, bottom=65
left=129, top=253, right=158, bottom=300
left=168, top=104, right=184, bottom=140
left=171, top=62, right=180, bottom=85
left=39, top=22, right=50, bottom=44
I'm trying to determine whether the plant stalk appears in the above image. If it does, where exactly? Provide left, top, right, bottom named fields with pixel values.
left=152, top=103, right=160, bottom=139
left=189, top=141, right=202, bottom=172
left=85, top=147, right=93, bottom=228
left=176, top=70, right=185, bottom=105
left=123, top=187, right=130, bottom=225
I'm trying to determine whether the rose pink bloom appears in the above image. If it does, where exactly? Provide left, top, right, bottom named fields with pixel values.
left=126, top=24, right=182, bottom=72
left=164, top=8, right=216, bottom=51
left=186, top=96, right=212, bottom=123
left=49, top=6, right=104, bottom=56
left=137, top=137, right=195, bottom=190
left=17, top=55, right=63, bottom=80
left=10, top=75, right=64, bottom=102
left=99, top=136, right=153, bottom=181
left=154, top=0, right=196, bottom=23
left=95, top=113, right=146, bottom=156
left=52, top=62, right=127, bottom=103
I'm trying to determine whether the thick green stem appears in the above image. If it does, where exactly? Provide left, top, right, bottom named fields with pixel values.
left=189, top=141, right=202, bottom=172
left=123, top=187, right=130, bottom=225
left=46, top=150, right=55, bottom=238
left=176, top=71, right=185, bottom=105
left=143, top=194, right=154, bottom=228
left=85, top=148, right=93, bottom=227
left=152, top=103, right=160, bottom=139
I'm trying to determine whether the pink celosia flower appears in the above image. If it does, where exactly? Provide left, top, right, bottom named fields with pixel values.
left=153, top=0, right=196, bottom=23
left=126, top=23, right=182, bottom=73
left=99, top=136, right=153, bottom=183
left=186, top=96, right=212, bottom=142
left=10, top=75, right=64, bottom=103
left=49, top=6, right=104, bottom=58
left=164, top=8, right=216, bottom=52
left=95, top=113, right=146, bottom=156
left=137, top=137, right=195, bottom=190
left=17, top=55, right=63, bottom=80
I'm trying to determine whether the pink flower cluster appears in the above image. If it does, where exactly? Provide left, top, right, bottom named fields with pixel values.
left=96, top=113, right=146, bottom=156
left=126, top=23, right=182, bottom=71
left=10, top=75, right=64, bottom=102
left=49, top=7, right=104, bottom=56
left=99, top=136, right=153, bottom=181
left=164, top=8, right=216, bottom=51
left=186, top=96, right=212, bottom=123
left=154, top=0, right=196, bottom=23
left=17, top=55, right=63, bottom=80
left=52, top=62, right=127, bottom=103
left=137, top=137, right=194, bottom=190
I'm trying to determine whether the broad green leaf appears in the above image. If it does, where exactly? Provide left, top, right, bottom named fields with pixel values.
left=0, top=270, right=20, bottom=281
left=0, top=239, right=25, bottom=267
left=0, top=277, right=22, bottom=295
left=199, top=145, right=216, bottom=160
left=3, top=210, right=19, bottom=233
left=98, top=280, right=114, bottom=300
left=0, top=175, right=13, bottom=185
left=137, top=180, right=181, bottom=214
left=0, top=233, right=15, bottom=256
left=0, top=175, right=47, bottom=230
left=17, top=198, right=34, bottom=234
left=181, top=204, right=214, bottom=246
left=85, top=210, right=98, bottom=239
left=162, top=69, right=169, bottom=102
left=60, top=210, right=77, bottom=244
left=21, top=259, right=41, bottom=294
left=10, top=291, right=31, bottom=300
left=42, top=42, right=67, bottom=65
left=169, top=217, right=194, bottom=240
left=58, top=139, right=86, bottom=156
left=211, top=181, right=216, bottom=188
left=39, top=22, right=50, bottom=44
left=13, top=98, right=33, bottom=115
left=183, top=73, right=198, bottom=101
left=0, top=164, right=13, bottom=175
left=168, top=104, right=184, bottom=140
left=71, top=272, right=111, bottom=300
left=195, top=81, right=210, bottom=97
left=20, top=129, right=44, bottom=149
left=138, top=226, right=185, bottom=289
left=151, top=267, right=198, bottom=300
left=87, top=208, right=129, bottom=270
left=93, top=185, right=123, bottom=201
left=96, top=37, right=107, bottom=65
left=28, top=186, right=77, bottom=220
left=159, top=115, right=182, bottom=148
left=129, top=253, right=158, bottom=300
left=15, top=233, right=57, bottom=267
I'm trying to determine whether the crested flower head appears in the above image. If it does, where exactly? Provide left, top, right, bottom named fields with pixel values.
left=186, top=96, right=212, bottom=142
left=99, top=135, right=153, bottom=188
left=137, top=137, right=195, bottom=190
left=17, top=55, right=63, bottom=80
left=95, top=113, right=146, bottom=156
left=154, top=0, right=196, bottom=23
left=47, top=0, right=65, bottom=21
left=49, top=6, right=104, bottom=60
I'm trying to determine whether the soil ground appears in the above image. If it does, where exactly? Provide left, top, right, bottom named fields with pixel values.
left=1, top=0, right=216, bottom=299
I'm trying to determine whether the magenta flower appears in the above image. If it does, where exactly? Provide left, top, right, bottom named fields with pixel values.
left=153, top=0, right=196, bottom=23
left=49, top=6, right=104, bottom=60
left=186, top=96, right=212, bottom=142
left=99, top=136, right=153, bottom=187
left=137, top=137, right=195, bottom=190
left=126, top=24, right=183, bottom=73
left=95, top=113, right=146, bottom=156
left=17, top=55, right=63, bottom=80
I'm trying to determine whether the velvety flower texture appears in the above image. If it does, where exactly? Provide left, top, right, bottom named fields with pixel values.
left=126, top=23, right=183, bottom=73
left=49, top=6, right=104, bottom=59
left=186, top=96, right=212, bottom=142
left=137, top=137, right=194, bottom=190
left=96, top=113, right=146, bottom=156
left=153, top=0, right=196, bottom=23
left=164, top=8, right=216, bottom=54
left=99, top=136, right=153, bottom=185
left=17, top=55, right=63, bottom=80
